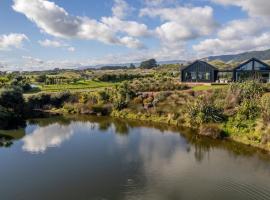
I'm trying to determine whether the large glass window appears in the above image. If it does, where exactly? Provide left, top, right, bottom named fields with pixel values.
left=238, top=61, right=253, bottom=70
left=254, top=61, right=268, bottom=70
left=205, top=72, right=210, bottom=80
left=236, top=71, right=255, bottom=81
left=198, top=72, right=204, bottom=80
left=185, top=72, right=191, bottom=80
left=191, top=72, right=196, bottom=80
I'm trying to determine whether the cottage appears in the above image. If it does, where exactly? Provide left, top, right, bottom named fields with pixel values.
left=181, top=60, right=218, bottom=83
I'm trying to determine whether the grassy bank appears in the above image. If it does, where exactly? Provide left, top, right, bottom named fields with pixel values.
left=110, top=109, right=270, bottom=152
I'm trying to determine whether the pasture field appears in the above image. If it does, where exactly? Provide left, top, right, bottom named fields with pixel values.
left=40, top=80, right=116, bottom=92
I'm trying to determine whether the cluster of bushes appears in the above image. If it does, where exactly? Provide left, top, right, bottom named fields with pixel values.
left=107, top=80, right=270, bottom=147
left=0, top=75, right=32, bottom=92
left=128, top=77, right=189, bottom=92
left=0, top=86, right=25, bottom=129
left=182, top=81, right=270, bottom=146
left=61, top=82, right=137, bottom=115
left=96, top=73, right=153, bottom=82
left=185, top=95, right=225, bottom=127
left=26, top=92, right=72, bottom=110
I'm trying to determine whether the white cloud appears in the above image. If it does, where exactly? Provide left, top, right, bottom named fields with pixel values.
left=38, top=39, right=75, bottom=52
left=143, top=0, right=176, bottom=7
left=112, top=0, right=131, bottom=19
left=12, top=0, right=146, bottom=49
left=217, top=18, right=267, bottom=40
left=67, top=47, right=75, bottom=52
left=140, top=6, right=218, bottom=42
left=0, top=33, right=28, bottom=50
left=193, top=31, right=270, bottom=56
left=38, top=39, right=64, bottom=47
left=119, top=36, right=145, bottom=49
left=16, top=56, right=83, bottom=71
left=101, top=16, right=150, bottom=37
left=156, top=21, right=197, bottom=41
left=191, top=0, right=270, bottom=56
left=212, top=0, right=270, bottom=18
left=101, top=0, right=150, bottom=39
left=22, top=56, right=44, bottom=65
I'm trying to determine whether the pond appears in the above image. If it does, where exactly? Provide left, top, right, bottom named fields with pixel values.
left=0, top=115, right=270, bottom=200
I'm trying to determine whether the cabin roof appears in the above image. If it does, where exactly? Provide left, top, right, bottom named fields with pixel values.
left=233, top=57, right=270, bottom=71
left=181, top=60, right=218, bottom=71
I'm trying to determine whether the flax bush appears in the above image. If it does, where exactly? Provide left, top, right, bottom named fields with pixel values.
left=185, top=95, right=224, bottom=127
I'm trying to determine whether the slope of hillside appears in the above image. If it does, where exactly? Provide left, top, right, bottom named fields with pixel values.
left=206, top=49, right=270, bottom=62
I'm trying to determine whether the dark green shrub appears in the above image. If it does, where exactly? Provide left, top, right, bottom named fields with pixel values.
left=186, top=96, right=224, bottom=127
left=91, top=105, right=111, bottom=116
left=236, top=99, right=260, bottom=121
left=229, top=81, right=264, bottom=102
left=260, top=93, right=270, bottom=121
left=0, top=86, right=24, bottom=114
left=0, top=105, right=25, bottom=129
left=27, top=92, right=71, bottom=109
left=50, top=92, right=71, bottom=108
left=112, top=82, right=136, bottom=110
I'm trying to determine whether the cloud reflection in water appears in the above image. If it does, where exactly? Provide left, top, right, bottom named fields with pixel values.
left=22, top=124, right=74, bottom=153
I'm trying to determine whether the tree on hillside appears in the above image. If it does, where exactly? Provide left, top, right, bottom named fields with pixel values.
left=35, top=74, right=47, bottom=83
left=11, top=76, right=31, bottom=92
left=129, top=63, right=136, bottom=69
left=140, top=59, right=157, bottom=69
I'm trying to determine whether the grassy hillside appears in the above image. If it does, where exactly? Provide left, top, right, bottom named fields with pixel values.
left=206, top=49, right=270, bottom=62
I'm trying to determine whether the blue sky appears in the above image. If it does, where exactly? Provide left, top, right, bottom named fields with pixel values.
left=0, top=0, right=270, bottom=71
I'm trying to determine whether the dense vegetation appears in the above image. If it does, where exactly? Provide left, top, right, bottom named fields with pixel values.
left=0, top=86, right=25, bottom=129
left=140, top=59, right=158, bottom=69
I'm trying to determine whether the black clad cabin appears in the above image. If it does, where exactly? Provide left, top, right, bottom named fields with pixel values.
left=233, top=58, right=270, bottom=83
left=181, top=60, right=218, bottom=83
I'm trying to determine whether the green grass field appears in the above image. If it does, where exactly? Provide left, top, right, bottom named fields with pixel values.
left=40, top=80, right=116, bottom=92
left=192, top=84, right=227, bottom=91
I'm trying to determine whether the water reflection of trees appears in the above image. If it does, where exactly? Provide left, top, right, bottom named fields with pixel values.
left=1, top=115, right=269, bottom=160
left=113, top=119, right=129, bottom=135
left=0, top=119, right=26, bottom=130
left=179, top=127, right=270, bottom=162
left=0, top=134, right=14, bottom=147
left=0, top=129, right=25, bottom=148
left=29, top=116, right=270, bottom=160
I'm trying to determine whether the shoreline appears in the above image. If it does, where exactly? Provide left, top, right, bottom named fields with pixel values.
left=44, top=108, right=270, bottom=153
left=111, top=111, right=270, bottom=153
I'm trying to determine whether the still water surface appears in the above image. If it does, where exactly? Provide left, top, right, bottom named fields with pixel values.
left=0, top=116, right=270, bottom=200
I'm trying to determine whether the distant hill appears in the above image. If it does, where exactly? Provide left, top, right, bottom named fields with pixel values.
left=77, top=60, right=186, bottom=70
left=205, top=49, right=270, bottom=62
left=157, top=60, right=186, bottom=65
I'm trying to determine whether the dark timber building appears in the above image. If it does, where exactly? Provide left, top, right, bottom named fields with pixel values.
left=181, top=58, right=270, bottom=83
left=181, top=60, right=218, bottom=82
